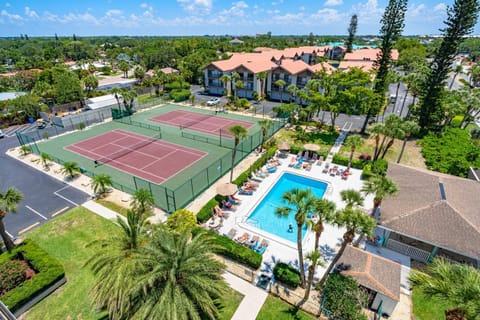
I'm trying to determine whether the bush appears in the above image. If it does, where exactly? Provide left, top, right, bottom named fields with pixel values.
left=371, top=159, right=388, bottom=175
left=420, top=127, right=480, bottom=177
left=192, top=228, right=262, bottom=269
left=332, top=154, right=366, bottom=169
left=76, top=122, right=86, bottom=130
left=0, top=260, right=27, bottom=295
left=0, top=240, right=65, bottom=312
left=273, top=262, right=301, bottom=288
left=164, top=81, right=190, bottom=92
left=361, top=163, right=374, bottom=180
left=170, top=89, right=191, bottom=102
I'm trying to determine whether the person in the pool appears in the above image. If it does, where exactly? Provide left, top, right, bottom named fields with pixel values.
left=288, top=224, right=294, bottom=233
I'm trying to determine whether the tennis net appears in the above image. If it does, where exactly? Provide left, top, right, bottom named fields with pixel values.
left=116, top=117, right=162, bottom=136
left=179, top=111, right=216, bottom=130
left=95, top=133, right=162, bottom=166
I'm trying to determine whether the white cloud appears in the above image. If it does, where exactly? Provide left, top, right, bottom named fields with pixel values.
left=220, top=1, right=249, bottom=17
left=25, top=6, right=39, bottom=18
left=140, top=3, right=149, bottom=9
left=299, top=6, right=305, bottom=12
left=311, top=8, right=344, bottom=23
left=272, top=0, right=283, bottom=6
left=324, top=0, right=343, bottom=7
left=177, top=0, right=213, bottom=14
left=352, top=0, right=383, bottom=23
left=434, top=3, right=447, bottom=12
left=1, top=9, right=23, bottom=22
left=106, top=9, right=122, bottom=17
left=409, top=4, right=426, bottom=17
left=5, top=2, right=10, bottom=7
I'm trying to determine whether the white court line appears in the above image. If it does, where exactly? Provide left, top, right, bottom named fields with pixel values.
left=54, top=191, right=79, bottom=206
left=6, top=231, right=14, bottom=238
left=25, top=205, right=48, bottom=220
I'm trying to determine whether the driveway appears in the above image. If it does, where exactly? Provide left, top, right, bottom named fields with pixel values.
left=0, top=134, right=90, bottom=243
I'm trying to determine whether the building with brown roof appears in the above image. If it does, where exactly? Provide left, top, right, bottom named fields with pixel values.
left=377, top=163, right=480, bottom=268
left=339, top=47, right=399, bottom=72
left=335, top=246, right=401, bottom=317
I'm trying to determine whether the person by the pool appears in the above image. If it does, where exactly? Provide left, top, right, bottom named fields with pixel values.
left=288, top=223, right=293, bottom=233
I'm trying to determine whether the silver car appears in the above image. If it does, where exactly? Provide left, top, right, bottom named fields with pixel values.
left=0, top=129, right=4, bottom=138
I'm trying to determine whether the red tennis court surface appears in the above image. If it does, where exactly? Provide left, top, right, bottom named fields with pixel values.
left=65, top=129, right=206, bottom=184
left=149, top=110, right=255, bottom=138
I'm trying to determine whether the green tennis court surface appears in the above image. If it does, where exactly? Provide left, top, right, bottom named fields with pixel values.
left=34, top=104, right=283, bottom=212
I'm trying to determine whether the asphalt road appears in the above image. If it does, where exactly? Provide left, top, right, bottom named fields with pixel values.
left=0, top=134, right=90, bottom=243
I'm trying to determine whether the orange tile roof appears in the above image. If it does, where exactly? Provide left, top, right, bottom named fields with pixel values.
left=276, top=59, right=312, bottom=75
left=338, top=60, right=376, bottom=71
left=310, top=62, right=336, bottom=74
left=343, top=47, right=399, bottom=61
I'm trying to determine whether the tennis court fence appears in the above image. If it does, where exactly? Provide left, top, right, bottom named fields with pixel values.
left=16, top=115, right=285, bottom=213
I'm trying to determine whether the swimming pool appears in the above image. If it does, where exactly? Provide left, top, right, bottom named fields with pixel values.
left=245, top=172, right=328, bottom=243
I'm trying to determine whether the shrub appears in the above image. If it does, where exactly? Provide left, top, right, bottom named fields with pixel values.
left=361, top=163, right=374, bottom=180
left=170, top=89, right=191, bottom=102
left=165, top=209, right=197, bottom=232
left=0, top=240, right=65, bottom=312
left=192, top=227, right=262, bottom=269
left=164, top=81, right=190, bottom=92
left=322, top=273, right=368, bottom=320
left=273, top=262, right=301, bottom=288
left=371, top=159, right=388, bottom=175
left=238, top=98, right=250, bottom=109
left=0, top=260, right=27, bottom=295
left=76, top=122, right=86, bottom=130
left=332, top=154, right=366, bottom=169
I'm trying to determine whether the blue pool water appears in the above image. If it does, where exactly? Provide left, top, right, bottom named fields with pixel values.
left=246, top=173, right=328, bottom=243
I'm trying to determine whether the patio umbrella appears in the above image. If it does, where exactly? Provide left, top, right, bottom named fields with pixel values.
left=278, top=141, right=291, bottom=150
left=216, top=183, right=238, bottom=196
left=303, top=143, right=320, bottom=151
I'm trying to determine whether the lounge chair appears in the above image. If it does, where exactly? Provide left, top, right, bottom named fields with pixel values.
left=226, top=228, right=237, bottom=238
left=322, top=162, right=330, bottom=173
left=249, top=235, right=260, bottom=248
left=238, top=188, right=253, bottom=195
left=294, top=158, right=303, bottom=169
left=250, top=173, right=263, bottom=182
left=255, top=239, right=269, bottom=254
left=288, top=156, right=297, bottom=167
left=235, top=232, right=250, bottom=244
left=247, top=179, right=260, bottom=187
left=310, top=153, right=318, bottom=164
left=222, top=200, right=237, bottom=211
left=303, top=151, right=309, bottom=162
left=316, top=155, right=324, bottom=166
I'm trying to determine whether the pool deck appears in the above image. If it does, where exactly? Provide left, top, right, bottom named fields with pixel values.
left=211, top=154, right=374, bottom=280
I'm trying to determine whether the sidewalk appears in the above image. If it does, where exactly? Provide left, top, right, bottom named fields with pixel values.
left=223, top=272, right=268, bottom=320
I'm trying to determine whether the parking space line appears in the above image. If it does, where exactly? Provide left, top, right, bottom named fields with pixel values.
left=54, top=191, right=79, bottom=206
left=25, top=205, right=48, bottom=220
left=51, top=206, right=70, bottom=217
left=55, top=185, right=70, bottom=193
left=18, top=222, right=40, bottom=235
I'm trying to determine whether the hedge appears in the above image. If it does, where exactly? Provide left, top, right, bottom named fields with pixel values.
left=0, top=240, right=65, bottom=312
left=273, top=262, right=301, bottom=288
left=164, top=81, right=190, bottom=91
left=290, top=146, right=328, bottom=160
left=197, top=195, right=225, bottom=223
left=192, top=227, right=262, bottom=269
left=332, top=154, right=366, bottom=169
left=170, top=89, right=191, bottom=102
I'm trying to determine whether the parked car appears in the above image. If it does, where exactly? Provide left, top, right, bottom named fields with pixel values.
left=207, top=98, right=220, bottom=106
left=36, top=120, right=48, bottom=129
left=0, top=129, right=4, bottom=138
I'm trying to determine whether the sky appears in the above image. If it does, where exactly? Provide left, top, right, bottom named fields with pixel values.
left=0, top=0, right=478, bottom=37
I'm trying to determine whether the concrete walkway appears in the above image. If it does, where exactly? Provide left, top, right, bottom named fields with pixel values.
left=223, top=272, right=268, bottom=320
left=82, top=200, right=125, bottom=221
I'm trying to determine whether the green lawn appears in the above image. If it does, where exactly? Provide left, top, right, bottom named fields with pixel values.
left=24, top=207, right=118, bottom=320
left=275, top=127, right=339, bottom=153
left=95, top=198, right=129, bottom=216
left=412, top=288, right=452, bottom=320
left=23, top=206, right=243, bottom=320
left=256, top=296, right=316, bottom=320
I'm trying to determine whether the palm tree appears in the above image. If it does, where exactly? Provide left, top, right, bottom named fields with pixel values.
left=286, top=83, right=297, bottom=103
left=449, top=64, right=464, bottom=89
left=130, top=188, right=155, bottom=215
left=228, top=125, right=248, bottom=182
left=256, top=71, right=267, bottom=98
left=219, top=74, right=231, bottom=96
left=61, top=161, right=80, bottom=179
left=318, top=207, right=376, bottom=288
left=0, top=188, right=23, bottom=251
left=340, top=189, right=364, bottom=209
left=129, top=229, right=227, bottom=320
left=274, top=79, right=287, bottom=103
left=111, top=87, right=123, bottom=111
left=276, top=188, right=317, bottom=288
left=234, top=80, right=244, bottom=109
left=307, top=199, right=336, bottom=251
left=87, top=210, right=148, bottom=319
left=258, top=119, right=273, bottom=152
left=409, top=258, right=480, bottom=320
left=92, top=174, right=113, bottom=197
left=40, top=152, right=52, bottom=170
left=118, top=60, right=130, bottom=78
left=304, top=250, right=324, bottom=300
left=361, top=175, right=398, bottom=220
left=343, top=135, right=364, bottom=170
left=20, top=145, right=31, bottom=156
left=397, top=120, right=420, bottom=163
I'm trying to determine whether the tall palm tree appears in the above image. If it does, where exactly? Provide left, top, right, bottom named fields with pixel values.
left=286, top=83, right=297, bottom=103
left=0, top=188, right=23, bottom=251
left=92, top=174, right=113, bottom=197
left=397, top=120, right=420, bottom=163
left=130, top=188, right=155, bottom=215
left=111, top=87, right=123, bottom=112
left=234, top=80, right=244, bottom=109
left=304, top=250, right=324, bottom=300
left=409, top=258, right=480, bottom=320
left=274, top=79, right=287, bottom=103
left=130, top=229, right=227, bottom=320
left=219, top=74, right=231, bottom=96
left=40, top=152, right=52, bottom=170
left=228, top=125, right=248, bottom=182
left=61, top=161, right=80, bottom=179
left=118, top=60, right=130, bottom=78
left=449, top=64, right=464, bottom=89
left=87, top=210, right=149, bottom=320
left=318, top=207, right=376, bottom=288
left=361, top=175, right=398, bottom=220
left=258, top=119, right=273, bottom=152
left=307, top=199, right=336, bottom=251
left=276, top=188, right=317, bottom=288
left=340, top=189, right=364, bottom=209
left=343, top=135, right=364, bottom=170
left=256, top=71, right=267, bottom=98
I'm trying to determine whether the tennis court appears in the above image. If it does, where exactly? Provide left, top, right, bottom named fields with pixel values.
left=65, top=129, right=206, bottom=184
left=149, top=110, right=255, bottom=137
